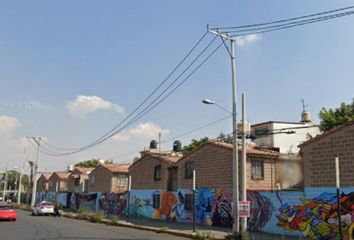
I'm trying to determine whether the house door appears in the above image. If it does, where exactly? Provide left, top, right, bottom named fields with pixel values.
left=167, top=167, right=178, bottom=191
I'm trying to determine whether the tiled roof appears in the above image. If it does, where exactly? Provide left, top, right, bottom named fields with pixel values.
left=54, top=172, right=71, bottom=180
left=178, top=141, right=279, bottom=161
left=299, top=120, right=354, bottom=149
left=100, top=163, right=130, bottom=173
left=129, top=152, right=182, bottom=169
left=74, top=167, right=94, bottom=175
left=142, top=152, right=181, bottom=163
left=41, top=173, right=52, bottom=180
left=208, top=141, right=279, bottom=157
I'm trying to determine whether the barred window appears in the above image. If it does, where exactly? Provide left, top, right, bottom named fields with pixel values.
left=152, top=193, right=160, bottom=209
left=251, top=160, right=264, bottom=180
left=185, top=162, right=194, bottom=179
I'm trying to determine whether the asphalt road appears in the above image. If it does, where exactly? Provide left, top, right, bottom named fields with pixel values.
left=0, top=210, right=190, bottom=240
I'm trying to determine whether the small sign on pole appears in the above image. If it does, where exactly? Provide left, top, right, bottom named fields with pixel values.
left=238, top=201, right=250, bottom=218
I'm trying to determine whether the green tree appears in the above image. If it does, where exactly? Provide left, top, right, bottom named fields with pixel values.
left=74, top=159, right=112, bottom=168
left=217, top=132, right=233, bottom=144
left=319, top=100, right=354, bottom=131
left=182, top=137, right=209, bottom=155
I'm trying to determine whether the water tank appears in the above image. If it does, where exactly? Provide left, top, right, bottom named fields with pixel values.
left=150, top=140, right=157, bottom=149
left=301, top=111, right=311, bottom=123
left=173, top=140, right=182, bottom=152
left=67, top=165, right=74, bottom=172
left=98, top=159, right=105, bottom=165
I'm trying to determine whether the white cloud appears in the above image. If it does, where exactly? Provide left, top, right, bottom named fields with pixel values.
left=66, top=95, right=124, bottom=119
left=236, top=34, right=261, bottom=47
left=112, top=122, right=170, bottom=143
left=0, top=115, right=21, bottom=134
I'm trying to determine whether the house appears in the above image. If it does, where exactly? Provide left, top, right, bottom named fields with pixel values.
left=129, top=151, right=181, bottom=191
left=300, top=120, right=354, bottom=188
left=177, top=141, right=280, bottom=191
left=88, top=163, right=129, bottom=193
left=251, top=110, right=320, bottom=154
left=67, top=167, right=94, bottom=193
left=47, top=172, right=71, bottom=192
left=36, top=173, right=52, bottom=192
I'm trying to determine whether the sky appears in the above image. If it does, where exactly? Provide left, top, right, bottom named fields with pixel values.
left=1, top=0, right=354, bottom=173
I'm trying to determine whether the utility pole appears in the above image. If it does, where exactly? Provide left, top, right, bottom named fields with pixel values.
left=335, top=156, right=343, bottom=240
left=240, top=93, right=248, bottom=233
left=18, top=147, right=27, bottom=204
left=2, top=162, right=9, bottom=201
left=29, top=137, right=41, bottom=207
left=207, top=25, right=240, bottom=234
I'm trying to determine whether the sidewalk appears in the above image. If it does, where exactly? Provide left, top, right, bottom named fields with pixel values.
left=99, top=214, right=301, bottom=240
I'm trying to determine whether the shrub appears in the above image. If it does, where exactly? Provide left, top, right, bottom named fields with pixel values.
left=76, top=208, right=90, bottom=220
left=110, top=216, right=119, bottom=226
left=193, top=231, right=216, bottom=240
left=88, top=212, right=104, bottom=223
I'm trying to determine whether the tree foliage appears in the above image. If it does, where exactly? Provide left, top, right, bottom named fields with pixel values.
left=1, top=171, right=30, bottom=191
left=182, top=137, right=209, bottom=155
left=74, top=159, right=112, bottom=168
left=319, top=100, right=354, bottom=131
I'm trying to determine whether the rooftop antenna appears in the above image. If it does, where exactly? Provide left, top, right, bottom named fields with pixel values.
left=301, top=99, right=308, bottom=112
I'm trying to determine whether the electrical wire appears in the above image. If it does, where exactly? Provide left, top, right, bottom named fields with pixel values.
left=213, top=5, right=354, bottom=30
left=230, top=11, right=354, bottom=36
left=39, top=32, right=211, bottom=154
left=37, top=37, right=223, bottom=156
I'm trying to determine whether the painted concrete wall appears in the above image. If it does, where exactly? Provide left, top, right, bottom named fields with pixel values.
left=35, top=188, right=354, bottom=239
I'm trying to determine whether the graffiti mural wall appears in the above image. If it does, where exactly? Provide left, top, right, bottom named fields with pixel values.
left=128, top=189, right=193, bottom=223
left=34, top=187, right=354, bottom=239
left=100, top=193, right=127, bottom=216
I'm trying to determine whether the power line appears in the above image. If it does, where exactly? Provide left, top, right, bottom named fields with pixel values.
left=230, top=10, right=354, bottom=36
left=38, top=36, right=222, bottom=156
left=39, top=32, right=213, bottom=155
left=214, top=5, right=354, bottom=30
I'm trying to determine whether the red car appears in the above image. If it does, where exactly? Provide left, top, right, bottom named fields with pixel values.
left=0, top=204, right=17, bottom=221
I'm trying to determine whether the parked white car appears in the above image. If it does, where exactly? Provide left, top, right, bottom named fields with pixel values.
left=32, top=201, right=55, bottom=216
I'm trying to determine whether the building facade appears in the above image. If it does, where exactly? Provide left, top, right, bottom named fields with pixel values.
left=251, top=121, right=320, bottom=154
left=88, top=163, right=129, bottom=193
left=47, top=172, right=70, bottom=192
left=36, top=173, right=52, bottom=192
left=177, top=141, right=280, bottom=191
left=300, top=121, right=354, bottom=188
left=129, top=151, right=181, bottom=191
left=67, top=167, right=93, bottom=193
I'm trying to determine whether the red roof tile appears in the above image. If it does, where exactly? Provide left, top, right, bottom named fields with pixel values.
left=100, top=163, right=130, bottom=173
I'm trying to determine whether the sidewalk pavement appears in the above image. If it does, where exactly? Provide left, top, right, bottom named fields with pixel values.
left=96, top=214, right=301, bottom=240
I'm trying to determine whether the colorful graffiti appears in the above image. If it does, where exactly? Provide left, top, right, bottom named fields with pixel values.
left=248, top=191, right=274, bottom=231
left=277, top=191, right=354, bottom=239
left=100, top=193, right=127, bottom=216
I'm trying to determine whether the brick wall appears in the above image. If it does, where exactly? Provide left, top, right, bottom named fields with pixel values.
left=302, top=123, right=354, bottom=187
left=129, top=155, right=170, bottom=190
left=88, top=166, right=113, bottom=193
left=111, top=173, right=129, bottom=193
left=177, top=144, right=276, bottom=190
left=47, top=175, right=68, bottom=192
left=36, top=176, right=48, bottom=192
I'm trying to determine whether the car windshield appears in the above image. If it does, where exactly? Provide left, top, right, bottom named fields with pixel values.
left=40, top=203, right=53, bottom=207
left=0, top=205, right=13, bottom=210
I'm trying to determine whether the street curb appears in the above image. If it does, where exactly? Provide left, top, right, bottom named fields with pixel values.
left=61, top=212, right=225, bottom=239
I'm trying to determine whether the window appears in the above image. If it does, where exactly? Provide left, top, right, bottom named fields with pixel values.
left=185, top=162, right=194, bottom=179
left=154, top=165, right=161, bottom=181
left=74, top=177, right=80, bottom=186
left=184, top=194, right=193, bottom=211
left=251, top=160, right=264, bottom=180
left=117, top=175, right=128, bottom=187
left=152, top=193, right=160, bottom=209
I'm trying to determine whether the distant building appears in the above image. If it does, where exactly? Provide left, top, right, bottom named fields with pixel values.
left=300, top=120, right=354, bottom=188
left=67, top=167, right=94, bottom=193
left=177, top=141, right=280, bottom=191
left=47, top=172, right=71, bottom=192
left=129, top=151, right=181, bottom=191
left=251, top=109, right=320, bottom=154
left=88, top=163, right=129, bottom=193
left=36, top=173, right=52, bottom=192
